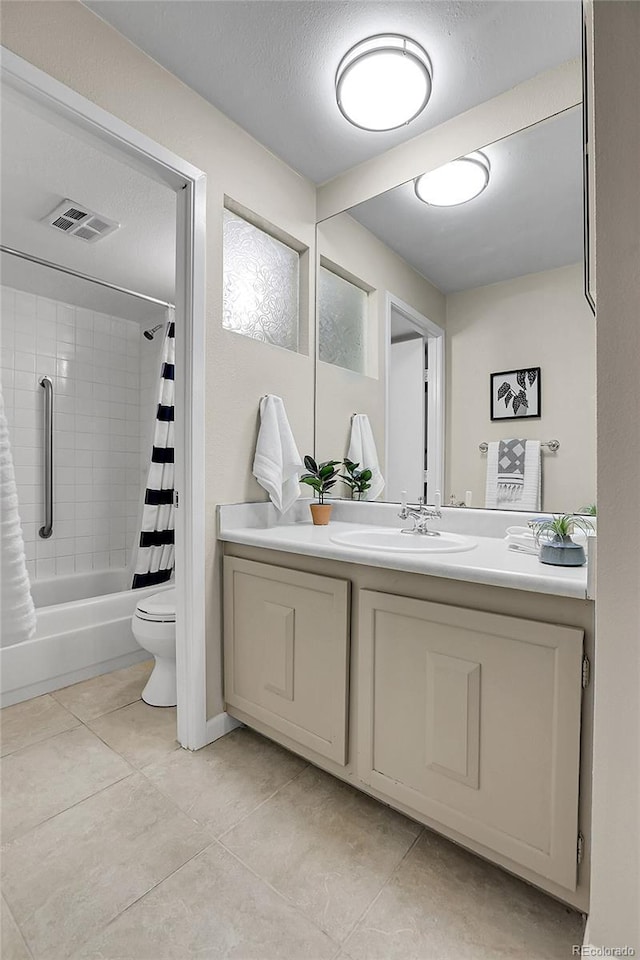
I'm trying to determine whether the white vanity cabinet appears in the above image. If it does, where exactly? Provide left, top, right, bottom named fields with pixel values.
left=357, top=590, right=584, bottom=891
left=222, top=545, right=591, bottom=908
left=223, top=557, right=350, bottom=764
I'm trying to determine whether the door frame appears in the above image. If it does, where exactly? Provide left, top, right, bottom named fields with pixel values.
left=1, top=48, right=209, bottom=750
left=384, top=292, right=445, bottom=503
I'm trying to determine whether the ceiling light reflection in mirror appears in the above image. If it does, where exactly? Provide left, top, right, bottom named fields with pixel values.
left=336, top=35, right=432, bottom=132
left=415, top=151, right=491, bottom=206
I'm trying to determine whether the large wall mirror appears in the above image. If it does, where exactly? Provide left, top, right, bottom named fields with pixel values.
left=315, top=105, right=595, bottom=514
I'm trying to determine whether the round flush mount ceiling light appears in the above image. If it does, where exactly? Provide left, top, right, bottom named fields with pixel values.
left=336, top=35, right=432, bottom=132
left=414, top=151, right=490, bottom=206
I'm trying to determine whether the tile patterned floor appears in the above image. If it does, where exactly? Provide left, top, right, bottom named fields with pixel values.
left=1, top=663, right=585, bottom=960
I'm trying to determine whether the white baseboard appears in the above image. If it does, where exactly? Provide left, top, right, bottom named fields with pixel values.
left=203, top=711, right=243, bottom=746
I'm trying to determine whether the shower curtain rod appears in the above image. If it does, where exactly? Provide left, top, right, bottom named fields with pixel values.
left=0, top=245, right=175, bottom=310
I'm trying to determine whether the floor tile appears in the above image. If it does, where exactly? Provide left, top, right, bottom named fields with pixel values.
left=144, top=727, right=307, bottom=837
left=87, top=700, right=179, bottom=769
left=1, top=726, right=131, bottom=842
left=2, top=773, right=211, bottom=960
left=343, top=828, right=585, bottom=960
left=1, top=694, right=79, bottom=757
left=1, top=896, right=32, bottom=960
left=221, top=764, right=422, bottom=942
left=51, top=661, right=153, bottom=722
left=74, top=841, right=337, bottom=960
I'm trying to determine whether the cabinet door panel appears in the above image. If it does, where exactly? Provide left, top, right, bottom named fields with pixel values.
left=224, top=557, right=350, bottom=764
left=359, top=591, right=583, bottom=890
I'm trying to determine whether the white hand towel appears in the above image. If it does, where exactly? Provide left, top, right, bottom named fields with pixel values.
left=252, top=395, right=303, bottom=514
left=347, top=414, right=385, bottom=500
left=1, top=385, right=36, bottom=648
left=505, top=526, right=539, bottom=555
left=485, top=440, right=541, bottom=511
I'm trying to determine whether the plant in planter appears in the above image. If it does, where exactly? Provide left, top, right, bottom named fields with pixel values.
left=341, top=459, right=373, bottom=501
left=530, top=513, right=594, bottom=567
left=300, top=456, right=341, bottom=525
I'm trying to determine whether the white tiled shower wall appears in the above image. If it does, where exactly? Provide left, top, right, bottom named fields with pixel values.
left=0, top=285, right=164, bottom=580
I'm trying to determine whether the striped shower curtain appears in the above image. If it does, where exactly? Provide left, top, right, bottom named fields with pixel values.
left=132, top=309, right=176, bottom=589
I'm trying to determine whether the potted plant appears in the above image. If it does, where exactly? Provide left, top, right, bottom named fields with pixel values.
left=530, top=513, right=594, bottom=566
left=341, top=459, right=372, bottom=500
left=300, top=456, right=340, bottom=525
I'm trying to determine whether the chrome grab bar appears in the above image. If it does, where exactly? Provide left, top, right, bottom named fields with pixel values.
left=39, top=376, right=54, bottom=539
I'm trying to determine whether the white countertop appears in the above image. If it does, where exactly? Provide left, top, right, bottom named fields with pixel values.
left=218, top=503, right=591, bottom=601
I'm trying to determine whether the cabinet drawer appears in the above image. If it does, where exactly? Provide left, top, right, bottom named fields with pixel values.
left=358, top=590, right=583, bottom=890
left=224, top=557, right=350, bottom=764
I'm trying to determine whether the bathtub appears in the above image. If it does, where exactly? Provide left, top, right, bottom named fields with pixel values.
left=0, top=569, right=173, bottom=707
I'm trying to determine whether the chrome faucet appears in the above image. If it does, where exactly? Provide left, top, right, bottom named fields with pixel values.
left=398, top=495, right=442, bottom=536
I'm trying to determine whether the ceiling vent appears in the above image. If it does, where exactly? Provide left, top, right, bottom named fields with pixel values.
left=43, top=200, right=119, bottom=243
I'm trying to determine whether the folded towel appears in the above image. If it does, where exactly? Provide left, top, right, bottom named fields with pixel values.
left=505, top=527, right=539, bottom=555
left=507, top=542, right=539, bottom=556
left=485, top=440, right=541, bottom=511
left=1, top=385, right=36, bottom=648
left=347, top=414, right=385, bottom=500
left=252, top=395, right=303, bottom=514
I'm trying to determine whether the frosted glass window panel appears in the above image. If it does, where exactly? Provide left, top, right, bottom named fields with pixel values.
left=223, top=209, right=300, bottom=352
left=318, top=266, right=368, bottom=374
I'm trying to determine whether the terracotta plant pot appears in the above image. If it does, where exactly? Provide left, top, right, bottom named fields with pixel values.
left=310, top=503, right=333, bottom=526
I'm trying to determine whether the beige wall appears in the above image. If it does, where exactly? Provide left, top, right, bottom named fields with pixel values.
left=587, top=1, right=640, bottom=951
left=446, top=264, right=595, bottom=512
left=316, top=213, right=445, bottom=479
left=0, top=0, right=317, bottom=717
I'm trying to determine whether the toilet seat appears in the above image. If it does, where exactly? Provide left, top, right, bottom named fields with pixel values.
left=135, top=587, right=176, bottom=623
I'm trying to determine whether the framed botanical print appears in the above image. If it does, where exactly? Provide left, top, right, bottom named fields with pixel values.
left=490, top=367, right=541, bottom=421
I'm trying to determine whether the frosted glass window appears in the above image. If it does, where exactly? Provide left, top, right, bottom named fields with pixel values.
left=318, top=266, right=368, bottom=374
left=223, top=208, right=300, bottom=351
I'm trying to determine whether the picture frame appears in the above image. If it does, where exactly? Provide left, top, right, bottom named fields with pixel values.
left=490, top=367, right=541, bottom=421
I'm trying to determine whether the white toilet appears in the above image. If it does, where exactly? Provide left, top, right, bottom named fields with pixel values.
left=131, top=587, right=177, bottom=707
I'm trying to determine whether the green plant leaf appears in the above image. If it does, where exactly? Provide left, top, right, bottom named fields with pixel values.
left=319, top=463, right=337, bottom=479
left=531, top=513, right=593, bottom=543
left=303, top=455, right=318, bottom=474
left=360, top=469, right=373, bottom=482
left=300, top=476, right=321, bottom=491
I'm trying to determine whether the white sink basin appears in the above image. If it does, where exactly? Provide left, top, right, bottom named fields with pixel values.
left=329, top=527, right=477, bottom=554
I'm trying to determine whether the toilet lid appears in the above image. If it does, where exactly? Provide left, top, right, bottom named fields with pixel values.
left=135, top=587, right=176, bottom=622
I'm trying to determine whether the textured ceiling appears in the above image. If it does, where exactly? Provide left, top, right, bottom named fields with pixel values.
left=85, top=0, right=581, bottom=184
left=0, top=90, right=176, bottom=321
left=348, top=107, right=583, bottom=294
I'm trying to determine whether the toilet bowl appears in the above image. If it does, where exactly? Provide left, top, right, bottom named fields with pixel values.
left=131, top=587, right=177, bottom=706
